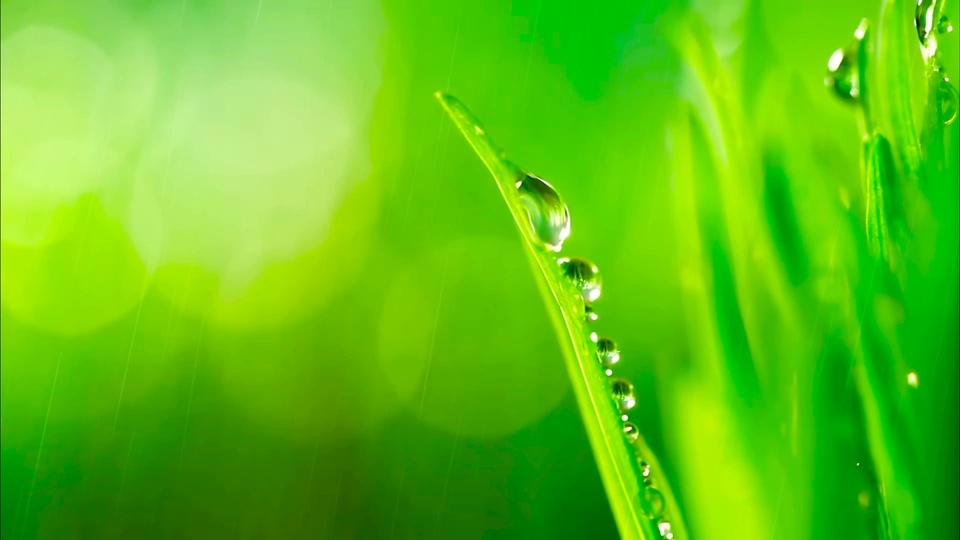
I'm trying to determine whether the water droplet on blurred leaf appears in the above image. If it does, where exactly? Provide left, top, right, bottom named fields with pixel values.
left=641, top=486, right=666, bottom=519
left=596, top=337, right=621, bottom=367
left=558, top=257, right=602, bottom=302
left=610, top=378, right=637, bottom=413
left=825, top=20, right=868, bottom=103
left=623, top=422, right=639, bottom=443
left=516, top=173, right=571, bottom=252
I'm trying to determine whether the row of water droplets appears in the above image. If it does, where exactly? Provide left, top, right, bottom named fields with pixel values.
left=517, top=173, right=676, bottom=539
left=825, top=0, right=957, bottom=124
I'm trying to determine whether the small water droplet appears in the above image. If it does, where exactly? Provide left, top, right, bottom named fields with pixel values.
left=658, top=519, right=674, bottom=539
left=639, top=460, right=651, bottom=478
left=584, top=303, right=599, bottom=322
left=606, top=369, right=614, bottom=377
left=516, top=173, right=571, bottom=252
left=621, top=414, right=629, bottom=421
left=939, top=14, right=954, bottom=34
left=642, top=486, right=666, bottom=519
left=558, top=258, right=602, bottom=302
left=589, top=331, right=599, bottom=343
left=610, top=378, right=637, bottom=413
left=596, top=337, right=621, bottom=367
left=938, top=75, right=959, bottom=125
left=826, top=19, right=868, bottom=102
left=623, top=422, right=639, bottom=443
left=907, top=371, right=919, bottom=388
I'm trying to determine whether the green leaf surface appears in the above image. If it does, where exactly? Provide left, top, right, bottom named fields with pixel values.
left=435, top=92, right=687, bottom=540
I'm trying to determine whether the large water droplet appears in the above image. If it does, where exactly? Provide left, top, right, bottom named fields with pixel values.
left=516, top=173, right=571, bottom=252
left=610, top=378, right=637, bottom=413
left=558, top=258, right=602, bottom=302
left=642, top=486, right=666, bottom=519
left=938, top=74, right=959, bottom=125
left=623, top=422, right=639, bottom=443
left=917, top=0, right=937, bottom=44
left=658, top=519, right=674, bottom=539
left=596, top=337, right=621, bottom=367
left=826, top=19, right=868, bottom=102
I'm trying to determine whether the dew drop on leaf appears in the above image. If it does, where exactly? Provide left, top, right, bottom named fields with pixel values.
left=639, top=460, right=651, bottom=478
left=907, top=370, right=919, bottom=388
left=516, top=173, right=571, bottom=252
left=916, top=0, right=936, bottom=44
left=938, top=74, right=959, bottom=125
left=623, top=421, right=639, bottom=443
left=658, top=519, right=674, bottom=539
left=939, top=14, right=954, bottom=34
left=641, top=486, right=666, bottom=519
left=558, top=257, right=602, bottom=302
left=584, top=303, right=599, bottom=321
left=825, top=19, right=868, bottom=102
left=596, top=337, right=621, bottom=367
left=610, top=378, right=637, bottom=413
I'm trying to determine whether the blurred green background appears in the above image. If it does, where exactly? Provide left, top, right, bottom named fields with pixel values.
left=0, top=0, right=957, bottom=538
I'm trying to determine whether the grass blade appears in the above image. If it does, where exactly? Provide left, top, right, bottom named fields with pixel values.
left=435, top=92, right=687, bottom=540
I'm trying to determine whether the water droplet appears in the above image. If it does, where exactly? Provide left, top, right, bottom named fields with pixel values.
left=917, top=0, right=936, bottom=44
left=606, top=369, right=614, bottom=377
left=623, top=422, right=639, bottom=443
left=584, top=303, right=599, bottom=322
left=642, top=486, right=666, bottom=519
left=826, top=19, right=868, bottom=102
left=939, top=14, right=954, bottom=34
left=589, top=331, right=599, bottom=343
left=658, top=519, right=674, bottom=539
left=858, top=490, right=871, bottom=508
left=558, top=258, right=602, bottom=302
left=516, top=173, right=571, bottom=252
left=938, top=75, right=959, bottom=125
left=639, top=460, right=651, bottom=478
left=610, top=378, right=637, bottom=413
left=907, top=371, right=919, bottom=388
left=596, top=337, right=621, bottom=367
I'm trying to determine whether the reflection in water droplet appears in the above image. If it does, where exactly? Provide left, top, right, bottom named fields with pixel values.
left=585, top=303, right=599, bottom=322
left=658, top=519, right=674, bottom=539
left=558, top=258, right=602, bottom=302
left=826, top=19, right=868, bottom=102
left=610, top=378, right=637, bottom=413
left=589, top=331, right=599, bottom=343
left=516, top=173, right=571, bottom=252
left=939, top=15, right=954, bottom=34
left=642, top=486, right=666, bottom=519
left=938, top=74, right=959, bottom=125
left=623, top=422, right=639, bottom=443
left=639, top=460, right=651, bottom=478
left=907, top=371, right=919, bottom=388
left=596, top=337, right=621, bottom=367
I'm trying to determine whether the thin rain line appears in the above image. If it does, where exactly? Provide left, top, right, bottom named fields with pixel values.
left=388, top=463, right=407, bottom=539
left=116, top=427, right=138, bottom=510
left=252, top=0, right=264, bottom=32
left=840, top=256, right=882, bottom=403
left=435, top=415, right=463, bottom=523
left=769, top=472, right=787, bottom=537
left=20, top=349, right=64, bottom=540
left=113, top=293, right=147, bottom=432
left=417, top=243, right=454, bottom=419
left=519, top=0, right=545, bottom=97
left=297, top=437, right=324, bottom=533
left=811, top=223, right=844, bottom=396
left=177, top=315, right=207, bottom=476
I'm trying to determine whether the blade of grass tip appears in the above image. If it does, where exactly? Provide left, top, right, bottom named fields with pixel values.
left=435, top=92, right=685, bottom=540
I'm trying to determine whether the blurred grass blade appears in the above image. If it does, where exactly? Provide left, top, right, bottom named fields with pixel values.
left=435, top=92, right=687, bottom=540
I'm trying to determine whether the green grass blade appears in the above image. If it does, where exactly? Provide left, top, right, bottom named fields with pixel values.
left=435, top=92, right=687, bottom=540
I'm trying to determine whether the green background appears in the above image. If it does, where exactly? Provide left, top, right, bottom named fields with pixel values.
left=1, top=0, right=957, bottom=538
